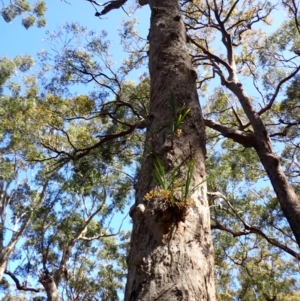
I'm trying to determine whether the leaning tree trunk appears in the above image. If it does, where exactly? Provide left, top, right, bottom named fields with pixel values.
left=125, top=0, right=216, bottom=300
left=226, top=82, right=300, bottom=248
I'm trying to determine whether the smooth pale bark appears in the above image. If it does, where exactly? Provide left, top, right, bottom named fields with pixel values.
left=0, top=261, right=6, bottom=281
left=0, top=218, right=32, bottom=281
left=125, top=0, right=215, bottom=300
left=39, top=271, right=61, bottom=301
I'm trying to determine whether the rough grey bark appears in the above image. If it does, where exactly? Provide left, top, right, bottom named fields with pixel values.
left=125, top=0, right=215, bottom=300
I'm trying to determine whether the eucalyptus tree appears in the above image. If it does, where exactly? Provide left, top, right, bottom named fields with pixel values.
left=179, top=0, right=300, bottom=299
left=3, top=0, right=300, bottom=300
left=0, top=55, right=52, bottom=286
left=177, top=0, right=300, bottom=249
left=0, top=150, right=49, bottom=283
left=21, top=154, right=130, bottom=301
left=206, top=139, right=300, bottom=300
left=122, top=0, right=216, bottom=298
left=20, top=6, right=215, bottom=297
left=0, top=39, right=134, bottom=300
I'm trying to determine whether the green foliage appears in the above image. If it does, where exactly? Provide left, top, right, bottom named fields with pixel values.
left=1, top=0, right=46, bottom=28
left=0, top=57, right=17, bottom=87
left=182, top=159, right=196, bottom=201
left=33, top=1, right=46, bottom=17
left=153, top=156, right=168, bottom=190
left=0, top=22, right=141, bottom=299
left=22, top=14, right=35, bottom=29
left=2, top=0, right=300, bottom=300
left=13, top=55, right=35, bottom=72
left=149, top=155, right=198, bottom=206
left=169, top=90, right=191, bottom=136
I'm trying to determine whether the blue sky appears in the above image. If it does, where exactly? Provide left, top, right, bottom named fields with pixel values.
left=0, top=1, right=151, bottom=235
left=0, top=0, right=150, bottom=66
left=0, top=1, right=150, bottom=295
left=1, top=1, right=299, bottom=299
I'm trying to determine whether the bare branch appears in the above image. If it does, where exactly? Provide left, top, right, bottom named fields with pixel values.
left=4, top=270, right=41, bottom=293
left=212, top=0, right=235, bottom=72
left=204, top=118, right=256, bottom=148
left=212, top=220, right=300, bottom=259
left=282, top=0, right=300, bottom=35
left=85, top=0, right=101, bottom=6
left=230, top=105, right=245, bottom=129
left=222, top=0, right=240, bottom=24
left=210, top=191, right=300, bottom=259
left=188, top=36, right=233, bottom=75
left=80, top=213, right=128, bottom=241
left=94, top=0, right=128, bottom=16
left=258, top=66, right=300, bottom=116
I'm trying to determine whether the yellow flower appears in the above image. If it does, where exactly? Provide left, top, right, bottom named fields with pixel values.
left=173, top=179, right=182, bottom=188
left=144, top=189, right=171, bottom=201
left=160, top=189, right=170, bottom=199
left=176, top=128, right=182, bottom=137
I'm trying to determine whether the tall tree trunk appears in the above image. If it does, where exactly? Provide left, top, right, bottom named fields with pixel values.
left=125, top=0, right=216, bottom=300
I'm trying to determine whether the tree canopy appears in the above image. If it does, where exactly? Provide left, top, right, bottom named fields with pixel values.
left=1, top=0, right=300, bottom=300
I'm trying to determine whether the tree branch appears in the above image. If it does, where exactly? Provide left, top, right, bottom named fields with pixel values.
left=204, top=118, right=256, bottom=148
left=210, top=192, right=300, bottom=259
left=258, top=66, right=300, bottom=116
left=212, top=220, right=300, bottom=259
left=4, top=270, right=40, bottom=293
left=54, top=190, right=108, bottom=285
left=188, top=37, right=233, bottom=75
left=93, top=0, right=128, bottom=16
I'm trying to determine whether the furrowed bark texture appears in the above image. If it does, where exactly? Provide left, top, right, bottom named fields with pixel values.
left=125, top=0, right=215, bottom=300
left=225, top=81, right=300, bottom=248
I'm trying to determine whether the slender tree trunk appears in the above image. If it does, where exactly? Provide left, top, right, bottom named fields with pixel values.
left=226, top=81, right=300, bottom=248
left=0, top=246, right=15, bottom=281
left=125, top=0, right=215, bottom=300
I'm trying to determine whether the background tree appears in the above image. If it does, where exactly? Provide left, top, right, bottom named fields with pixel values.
left=179, top=0, right=300, bottom=299
left=0, top=56, right=51, bottom=285
left=0, top=29, right=136, bottom=299
left=177, top=0, right=300, bottom=247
